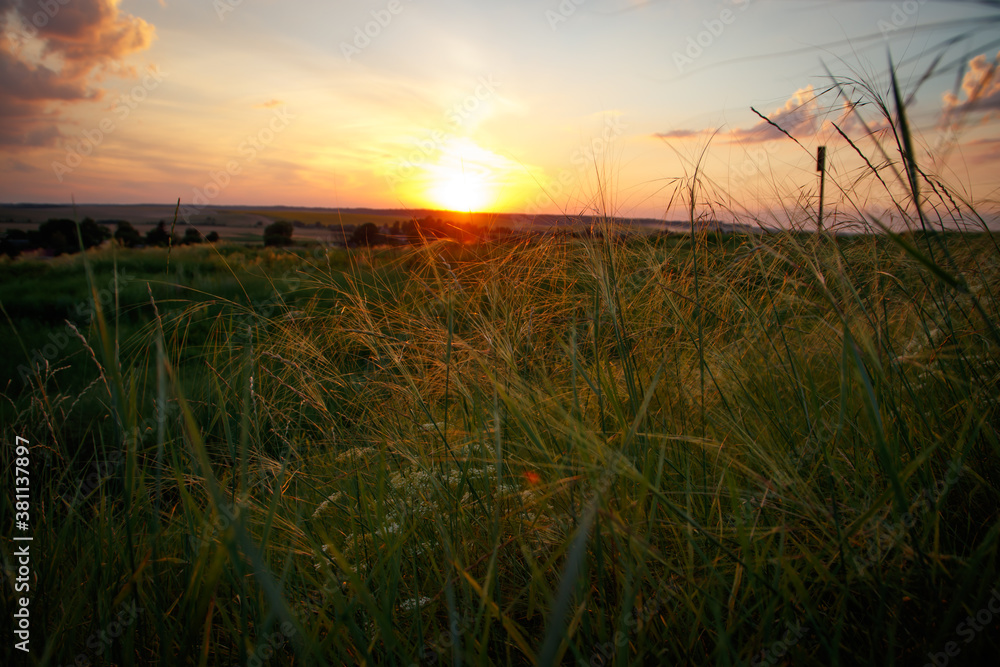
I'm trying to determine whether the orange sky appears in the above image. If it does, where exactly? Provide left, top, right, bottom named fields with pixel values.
left=2, top=0, right=998, bottom=223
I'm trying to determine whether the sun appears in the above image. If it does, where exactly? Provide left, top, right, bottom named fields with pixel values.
left=387, top=136, right=539, bottom=213
left=420, top=138, right=502, bottom=212
left=430, top=170, right=492, bottom=212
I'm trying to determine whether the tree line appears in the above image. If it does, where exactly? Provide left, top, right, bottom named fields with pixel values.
left=1, top=219, right=219, bottom=258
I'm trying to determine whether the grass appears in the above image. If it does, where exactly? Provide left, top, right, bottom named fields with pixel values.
left=2, top=61, right=999, bottom=666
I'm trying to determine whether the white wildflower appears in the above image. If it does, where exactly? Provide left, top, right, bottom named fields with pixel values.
left=379, top=521, right=401, bottom=536
left=399, top=596, right=432, bottom=613
left=311, top=491, right=343, bottom=518
left=335, top=447, right=377, bottom=463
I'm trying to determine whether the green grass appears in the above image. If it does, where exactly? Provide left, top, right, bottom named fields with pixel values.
left=2, top=65, right=999, bottom=666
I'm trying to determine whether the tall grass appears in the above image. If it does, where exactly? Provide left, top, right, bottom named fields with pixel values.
left=2, top=61, right=999, bottom=666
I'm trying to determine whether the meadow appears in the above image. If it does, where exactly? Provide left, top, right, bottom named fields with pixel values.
left=2, top=73, right=1000, bottom=666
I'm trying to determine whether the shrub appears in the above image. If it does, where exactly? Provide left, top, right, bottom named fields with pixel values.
left=351, top=222, right=381, bottom=246
left=114, top=221, right=142, bottom=248
left=145, top=221, right=173, bottom=247
left=182, top=227, right=204, bottom=245
left=264, top=220, right=294, bottom=246
left=30, top=218, right=110, bottom=255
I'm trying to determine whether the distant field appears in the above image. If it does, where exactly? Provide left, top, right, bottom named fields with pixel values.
left=0, top=205, right=537, bottom=247
left=0, top=203, right=688, bottom=242
left=234, top=208, right=402, bottom=229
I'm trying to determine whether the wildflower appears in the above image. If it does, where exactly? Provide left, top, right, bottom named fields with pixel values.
left=399, top=596, right=432, bottom=613
left=335, top=447, right=377, bottom=463
left=311, top=491, right=343, bottom=518
left=379, top=521, right=401, bottom=536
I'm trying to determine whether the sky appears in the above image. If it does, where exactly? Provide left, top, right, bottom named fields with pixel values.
left=1, top=0, right=998, bottom=222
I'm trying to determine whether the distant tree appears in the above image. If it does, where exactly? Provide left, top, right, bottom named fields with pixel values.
left=145, top=221, right=173, bottom=247
left=79, top=218, right=111, bottom=249
left=263, top=220, right=294, bottom=247
left=1, top=229, right=32, bottom=257
left=206, top=231, right=220, bottom=243
left=32, top=218, right=108, bottom=255
left=114, top=221, right=142, bottom=248
left=182, top=227, right=204, bottom=244
left=400, top=219, right=419, bottom=243
left=351, top=222, right=381, bottom=246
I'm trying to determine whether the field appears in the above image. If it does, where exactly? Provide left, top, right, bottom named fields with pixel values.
left=3, top=215, right=999, bottom=665
left=2, top=60, right=1000, bottom=667
left=0, top=204, right=397, bottom=245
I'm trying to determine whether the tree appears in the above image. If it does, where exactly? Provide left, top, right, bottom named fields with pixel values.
left=33, top=218, right=108, bottom=255
left=32, top=219, right=76, bottom=254
left=79, top=218, right=112, bottom=249
left=145, top=221, right=173, bottom=247
left=206, top=231, right=220, bottom=243
left=1, top=229, right=32, bottom=257
left=263, top=220, right=294, bottom=247
left=182, top=227, right=203, bottom=244
left=351, top=222, right=381, bottom=246
left=114, top=221, right=142, bottom=248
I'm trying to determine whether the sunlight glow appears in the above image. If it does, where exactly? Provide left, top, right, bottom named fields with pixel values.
left=430, top=170, right=492, bottom=212
left=422, top=138, right=502, bottom=212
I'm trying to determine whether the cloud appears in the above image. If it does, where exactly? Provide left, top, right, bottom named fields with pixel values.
left=3, top=156, right=38, bottom=173
left=0, top=0, right=156, bottom=146
left=731, top=86, right=820, bottom=143
left=255, top=98, right=285, bottom=109
left=652, top=128, right=706, bottom=140
left=964, top=136, right=1000, bottom=165
left=943, top=50, right=1000, bottom=119
left=654, top=86, right=823, bottom=145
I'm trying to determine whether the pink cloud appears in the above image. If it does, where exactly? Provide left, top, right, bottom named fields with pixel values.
left=943, top=50, right=1000, bottom=120
left=654, top=86, right=824, bottom=145
left=0, top=0, right=156, bottom=146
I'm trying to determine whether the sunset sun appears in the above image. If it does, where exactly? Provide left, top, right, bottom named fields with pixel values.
left=430, top=170, right=492, bottom=212
left=421, top=138, right=502, bottom=212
